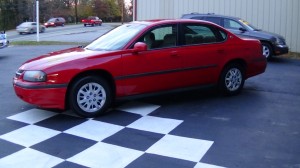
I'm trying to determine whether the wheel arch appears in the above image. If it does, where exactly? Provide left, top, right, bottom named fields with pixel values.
left=220, top=58, right=247, bottom=79
left=218, top=58, right=247, bottom=95
left=260, top=40, right=274, bottom=54
left=65, top=69, right=116, bottom=109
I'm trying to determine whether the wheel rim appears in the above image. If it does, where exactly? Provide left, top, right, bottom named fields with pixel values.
left=262, top=45, right=270, bottom=58
left=77, top=82, right=106, bottom=113
left=225, top=68, right=242, bottom=91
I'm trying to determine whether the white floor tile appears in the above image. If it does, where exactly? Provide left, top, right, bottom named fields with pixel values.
left=0, top=148, right=63, bottom=168
left=0, top=125, right=60, bottom=147
left=194, top=162, right=226, bottom=168
left=7, top=109, right=58, bottom=124
left=67, top=142, right=144, bottom=168
left=64, top=120, right=124, bottom=141
left=146, top=134, right=213, bottom=162
left=127, top=116, right=183, bottom=134
left=117, top=101, right=160, bottom=116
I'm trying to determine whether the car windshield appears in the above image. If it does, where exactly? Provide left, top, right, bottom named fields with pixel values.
left=85, top=23, right=147, bottom=51
left=0, top=33, right=6, bottom=40
left=48, top=18, right=56, bottom=22
left=239, top=19, right=260, bottom=31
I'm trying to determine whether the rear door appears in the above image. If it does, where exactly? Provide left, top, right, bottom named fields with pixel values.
left=178, top=23, right=228, bottom=86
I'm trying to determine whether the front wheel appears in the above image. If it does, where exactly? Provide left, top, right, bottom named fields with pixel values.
left=219, top=63, right=245, bottom=96
left=262, top=42, right=273, bottom=60
left=69, top=76, right=112, bottom=118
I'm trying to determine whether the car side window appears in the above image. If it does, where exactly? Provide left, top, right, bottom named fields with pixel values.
left=137, top=25, right=177, bottom=49
left=223, top=19, right=244, bottom=30
left=182, top=24, right=227, bottom=45
left=205, top=17, right=221, bottom=25
left=191, top=16, right=204, bottom=20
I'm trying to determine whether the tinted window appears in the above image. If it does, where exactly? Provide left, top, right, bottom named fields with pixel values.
left=223, top=19, right=244, bottom=30
left=138, top=24, right=177, bottom=49
left=182, top=24, right=227, bottom=45
left=205, top=17, right=221, bottom=25
left=191, top=16, right=204, bottom=20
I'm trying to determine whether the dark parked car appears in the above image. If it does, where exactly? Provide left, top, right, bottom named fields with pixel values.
left=182, top=13, right=289, bottom=60
left=13, top=19, right=266, bottom=118
left=44, top=17, right=66, bottom=28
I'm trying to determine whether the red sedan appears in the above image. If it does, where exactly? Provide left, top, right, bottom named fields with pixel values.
left=13, top=19, right=266, bottom=117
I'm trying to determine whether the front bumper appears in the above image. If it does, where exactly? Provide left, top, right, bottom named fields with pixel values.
left=273, top=44, right=289, bottom=56
left=13, top=79, right=67, bottom=110
left=0, top=41, right=9, bottom=49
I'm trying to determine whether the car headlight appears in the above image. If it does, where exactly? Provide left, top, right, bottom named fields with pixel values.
left=275, top=37, right=284, bottom=45
left=23, top=71, right=47, bottom=82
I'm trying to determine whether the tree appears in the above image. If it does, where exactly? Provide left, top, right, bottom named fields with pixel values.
left=0, top=0, right=133, bottom=30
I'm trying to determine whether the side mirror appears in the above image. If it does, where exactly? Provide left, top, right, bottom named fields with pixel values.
left=239, top=27, right=247, bottom=32
left=132, top=42, right=147, bottom=53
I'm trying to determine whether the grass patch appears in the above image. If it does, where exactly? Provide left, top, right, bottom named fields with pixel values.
left=279, top=52, right=300, bottom=60
left=11, top=41, right=88, bottom=46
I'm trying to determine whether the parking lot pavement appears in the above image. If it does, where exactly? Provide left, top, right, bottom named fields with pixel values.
left=6, top=23, right=116, bottom=43
left=1, top=45, right=300, bottom=168
left=0, top=102, right=225, bottom=168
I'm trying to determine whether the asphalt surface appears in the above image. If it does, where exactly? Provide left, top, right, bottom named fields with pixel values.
left=0, top=25, right=300, bottom=168
left=6, top=23, right=118, bottom=43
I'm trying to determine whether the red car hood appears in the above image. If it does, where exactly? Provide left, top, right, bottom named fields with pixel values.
left=20, top=47, right=113, bottom=70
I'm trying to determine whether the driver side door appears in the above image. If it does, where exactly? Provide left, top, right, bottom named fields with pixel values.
left=120, top=24, right=184, bottom=95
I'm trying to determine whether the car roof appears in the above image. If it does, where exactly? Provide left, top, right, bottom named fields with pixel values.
left=20, top=22, right=36, bottom=24
left=132, top=19, right=219, bottom=26
left=182, top=13, right=241, bottom=20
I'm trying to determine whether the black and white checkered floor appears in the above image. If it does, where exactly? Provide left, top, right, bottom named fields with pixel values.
left=0, top=101, right=224, bottom=168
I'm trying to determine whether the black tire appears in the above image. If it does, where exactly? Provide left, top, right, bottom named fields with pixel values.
left=219, top=63, right=245, bottom=96
left=69, top=76, right=112, bottom=118
left=84, top=24, right=86, bottom=27
left=262, top=42, right=273, bottom=60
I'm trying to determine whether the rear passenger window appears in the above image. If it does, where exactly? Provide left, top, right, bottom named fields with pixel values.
left=182, top=24, right=227, bottom=45
left=191, top=16, right=204, bottom=20
left=205, top=17, right=221, bottom=25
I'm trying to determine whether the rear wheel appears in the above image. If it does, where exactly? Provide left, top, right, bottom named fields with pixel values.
left=69, top=76, right=112, bottom=118
left=219, top=63, right=245, bottom=96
